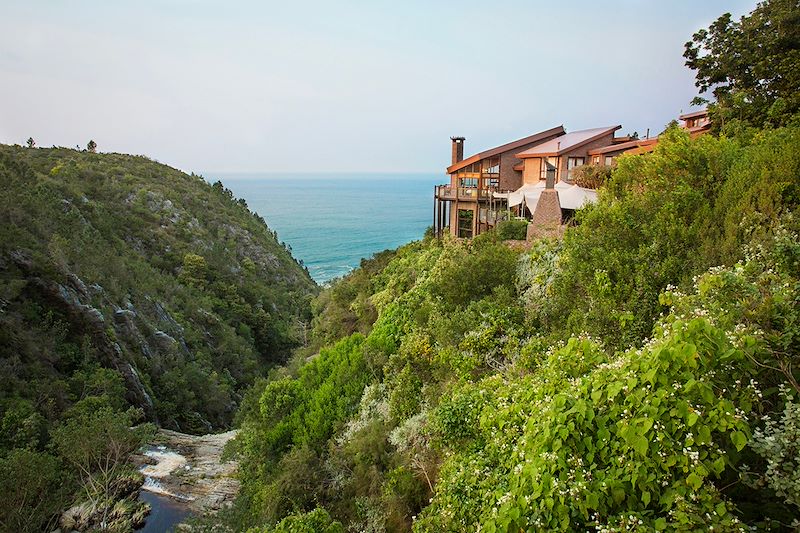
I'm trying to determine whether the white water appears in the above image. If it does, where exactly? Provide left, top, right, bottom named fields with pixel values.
left=139, top=446, right=194, bottom=501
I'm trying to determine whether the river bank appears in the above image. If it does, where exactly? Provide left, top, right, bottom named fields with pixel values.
left=133, top=429, right=239, bottom=531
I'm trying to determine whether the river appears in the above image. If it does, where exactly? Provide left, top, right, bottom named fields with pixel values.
left=135, top=491, right=192, bottom=533
left=132, top=429, right=239, bottom=531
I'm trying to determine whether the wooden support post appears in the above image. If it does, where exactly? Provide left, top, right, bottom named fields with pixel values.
left=433, top=186, right=437, bottom=237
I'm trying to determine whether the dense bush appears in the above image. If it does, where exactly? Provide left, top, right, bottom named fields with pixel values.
left=494, top=219, right=528, bottom=240
left=230, top=122, right=800, bottom=532
left=528, top=126, right=800, bottom=351
left=235, top=334, right=372, bottom=524
left=573, top=164, right=613, bottom=189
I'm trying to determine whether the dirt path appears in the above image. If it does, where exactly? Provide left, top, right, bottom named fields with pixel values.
left=134, top=429, right=240, bottom=513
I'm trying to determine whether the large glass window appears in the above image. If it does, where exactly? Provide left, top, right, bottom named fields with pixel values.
left=457, top=157, right=500, bottom=190
left=481, top=156, right=500, bottom=177
left=567, top=157, right=585, bottom=180
left=456, top=161, right=480, bottom=187
left=457, top=209, right=474, bottom=238
left=605, top=156, right=615, bottom=166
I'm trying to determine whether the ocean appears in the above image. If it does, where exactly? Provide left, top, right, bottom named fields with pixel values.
left=212, top=173, right=442, bottom=284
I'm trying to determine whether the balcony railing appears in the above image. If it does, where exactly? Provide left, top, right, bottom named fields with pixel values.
left=435, top=185, right=511, bottom=201
left=479, top=208, right=511, bottom=225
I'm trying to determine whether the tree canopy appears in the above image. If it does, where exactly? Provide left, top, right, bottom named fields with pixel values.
left=684, top=0, right=800, bottom=129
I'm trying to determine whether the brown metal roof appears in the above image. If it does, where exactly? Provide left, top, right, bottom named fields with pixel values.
left=678, top=109, right=708, bottom=120
left=446, top=125, right=565, bottom=174
left=685, top=123, right=712, bottom=136
left=516, top=126, right=621, bottom=158
left=588, top=137, right=658, bottom=155
left=627, top=142, right=659, bottom=155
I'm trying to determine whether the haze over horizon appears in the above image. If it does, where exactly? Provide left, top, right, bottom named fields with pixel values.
left=1, top=0, right=755, bottom=174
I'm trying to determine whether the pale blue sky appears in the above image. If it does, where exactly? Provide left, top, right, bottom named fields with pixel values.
left=0, top=1, right=755, bottom=173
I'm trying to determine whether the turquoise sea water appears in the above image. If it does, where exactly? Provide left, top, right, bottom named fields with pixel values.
left=213, top=173, right=441, bottom=284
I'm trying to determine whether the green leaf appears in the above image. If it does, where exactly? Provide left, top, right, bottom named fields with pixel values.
left=642, top=491, right=651, bottom=506
left=654, top=517, right=667, bottom=530
left=731, top=430, right=747, bottom=451
left=697, top=425, right=711, bottom=444
left=632, top=435, right=649, bottom=456
left=586, top=492, right=600, bottom=509
left=687, top=472, right=703, bottom=490
left=715, top=502, right=727, bottom=517
left=607, top=382, right=623, bottom=399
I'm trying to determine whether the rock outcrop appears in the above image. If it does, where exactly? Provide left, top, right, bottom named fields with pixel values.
left=134, top=429, right=240, bottom=513
left=9, top=250, right=156, bottom=419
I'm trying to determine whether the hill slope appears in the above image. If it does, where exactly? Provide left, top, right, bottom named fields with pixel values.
left=0, top=145, right=317, bottom=433
left=227, top=125, right=800, bottom=532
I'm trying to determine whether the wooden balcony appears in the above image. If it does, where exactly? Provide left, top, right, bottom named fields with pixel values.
left=435, top=185, right=510, bottom=201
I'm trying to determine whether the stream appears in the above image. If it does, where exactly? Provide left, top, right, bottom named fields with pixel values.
left=135, top=491, right=192, bottom=533
left=132, top=430, right=239, bottom=532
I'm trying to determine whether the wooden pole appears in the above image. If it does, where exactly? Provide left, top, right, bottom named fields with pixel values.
left=433, top=186, right=437, bottom=237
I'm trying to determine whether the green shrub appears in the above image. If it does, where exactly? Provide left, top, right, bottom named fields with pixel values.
left=495, top=219, right=528, bottom=240
left=418, top=318, right=755, bottom=532
left=255, top=507, right=344, bottom=533
left=573, top=164, right=613, bottom=189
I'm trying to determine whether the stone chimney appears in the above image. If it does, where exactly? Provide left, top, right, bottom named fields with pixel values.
left=545, top=161, right=557, bottom=189
left=451, top=136, right=465, bottom=165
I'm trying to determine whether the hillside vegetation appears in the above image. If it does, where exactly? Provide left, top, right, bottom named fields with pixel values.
left=224, top=122, right=800, bottom=532
left=0, top=145, right=316, bottom=530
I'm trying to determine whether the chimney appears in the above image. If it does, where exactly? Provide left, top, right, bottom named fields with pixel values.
left=451, top=136, right=465, bottom=165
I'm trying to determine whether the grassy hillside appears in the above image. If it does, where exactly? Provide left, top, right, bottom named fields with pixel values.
left=0, top=145, right=317, bottom=434
left=226, top=124, right=800, bottom=532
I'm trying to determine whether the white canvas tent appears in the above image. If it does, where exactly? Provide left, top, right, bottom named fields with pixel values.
left=496, top=181, right=598, bottom=212
left=558, top=185, right=598, bottom=210
left=495, top=181, right=573, bottom=208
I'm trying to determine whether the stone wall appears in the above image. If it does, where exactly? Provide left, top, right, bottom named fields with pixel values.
left=527, top=189, right=564, bottom=240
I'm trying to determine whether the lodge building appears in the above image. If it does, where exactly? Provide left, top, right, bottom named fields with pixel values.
left=433, top=109, right=710, bottom=239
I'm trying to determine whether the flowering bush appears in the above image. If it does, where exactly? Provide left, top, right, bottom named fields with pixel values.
left=747, top=386, right=800, bottom=514
left=417, top=319, right=754, bottom=532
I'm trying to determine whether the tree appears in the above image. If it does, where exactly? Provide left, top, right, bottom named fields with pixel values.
left=26, top=137, right=35, bottom=148
left=0, top=450, right=66, bottom=533
left=86, top=139, right=97, bottom=153
left=51, top=399, right=154, bottom=521
left=178, top=252, right=209, bottom=287
left=684, top=0, right=800, bottom=128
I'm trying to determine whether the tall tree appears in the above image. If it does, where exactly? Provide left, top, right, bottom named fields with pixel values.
left=684, top=0, right=800, bottom=128
left=26, top=137, right=35, bottom=148
left=86, top=139, right=97, bottom=153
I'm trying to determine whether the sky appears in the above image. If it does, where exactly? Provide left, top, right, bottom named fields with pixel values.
left=0, top=1, right=756, bottom=174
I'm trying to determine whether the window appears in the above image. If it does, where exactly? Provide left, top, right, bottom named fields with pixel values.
left=485, top=177, right=499, bottom=188
left=481, top=156, right=500, bottom=177
left=457, top=209, right=474, bottom=238
left=592, top=155, right=600, bottom=164
left=456, top=161, right=480, bottom=187
left=605, top=156, right=615, bottom=166
left=567, top=157, right=585, bottom=180
left=540, top=157, right=558, bottom=181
